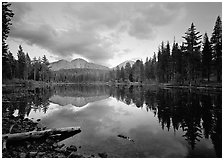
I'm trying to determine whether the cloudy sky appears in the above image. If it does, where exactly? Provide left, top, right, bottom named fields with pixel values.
left=7, top=2, right=221, bottom=68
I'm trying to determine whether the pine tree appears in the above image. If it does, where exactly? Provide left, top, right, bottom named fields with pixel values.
left=120, top=66, right=125, bottom=82
left=165, top=41, right=171, bottom=82
left=25, top=53, right=31, bottom=80
left=140, top=60, right=145, bottom=83
left=171, top=41, right=177, bottom=80
left=42, top=55, right=50, bottom=66
left=17, top=45, right=26, bottom=79
left=182, top=23, right=202, bottom=83
left=171, top=42, right=183, bottom=82
left=157, top=48, right=163, bottom=82
left=211, top=16, right=222, bottom=82
left=116, top=66, right=120, bottom=82
left=202, top=33, right=212, bottom=81
left=41, top=55, right=50, bottom=81
left=160, top=42, right=166, bottom=82
left=132, top=60, right=141, bottom=82
left=109, top=70, right=116, bottom=82
left=145, top=57, right=150, bottom=81
left=151, top=53, right=157, bottom=80
left=124, top=62, right=132, bottom=82
left=2, top=2, right=14, bottom=79
left=38, top=57, right=42, bottom=81
left=2, top=2, right=14, bottom=54
left=32, top=57, right=38, bottom=80
left=7, top=51, right=16, bottom=79
left=157, top=41, right=171, bottom=82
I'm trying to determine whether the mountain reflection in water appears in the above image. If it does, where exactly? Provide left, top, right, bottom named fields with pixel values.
left=49, top=85, right=110, bottom=107
left=2, top=84, right=222, bottom=158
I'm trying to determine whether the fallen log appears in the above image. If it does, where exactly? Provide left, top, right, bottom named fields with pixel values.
left=3, top=126, right=81, bottom=143
left=117, top=134, right=134, bottom=142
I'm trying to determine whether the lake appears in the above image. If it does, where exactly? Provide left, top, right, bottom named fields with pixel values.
left=2, top=84, right=222, bottom=158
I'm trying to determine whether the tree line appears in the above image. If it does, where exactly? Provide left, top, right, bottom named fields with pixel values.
left=113, top=17, right=222, bottom=84
left=51, top=69, right=110, bottom=83
left=3, top=44, right=51, bottom=82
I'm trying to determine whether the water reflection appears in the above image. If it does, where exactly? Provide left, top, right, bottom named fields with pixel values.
left=49, top=85, right=110, bottom=107
left=2, top=85, right=222, bottom=157
left=2, top=87, right=52, bottom=117
left=110, top=85, right=222, bottom=157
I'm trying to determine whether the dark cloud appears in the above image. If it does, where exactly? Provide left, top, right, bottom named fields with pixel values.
left=9, top=3, right=184, bottom=64
left=10, top=22, right=114, bottom=65
left=10, top=2, right=32, bottom=23
left=127, top=3, right=184, bottom=39
left=128, top=18, right=156, bottom=39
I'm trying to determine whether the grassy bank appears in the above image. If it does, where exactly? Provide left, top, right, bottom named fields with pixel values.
left=2, top=79, right=221, bottom=91
left=160, top=82, right=222, bottom=91
left=2, top=79, right=52, bottom=88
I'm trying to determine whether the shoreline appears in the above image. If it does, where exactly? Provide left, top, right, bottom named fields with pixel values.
left=2, top=79, right=222, bottom=91
left=2, top=114, right=105, bottom=158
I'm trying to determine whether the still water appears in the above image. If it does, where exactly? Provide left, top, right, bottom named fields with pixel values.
left=3, top=84, right=222, bottom=158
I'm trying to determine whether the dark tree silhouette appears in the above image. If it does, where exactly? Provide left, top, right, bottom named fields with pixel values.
left=202, top=33, right=212, bottom=81
left=211, top=16, right=222, bottom=82
left=182, top=23, right=202, bottom=83
left=124, top=62, right=132, bottom=82
left=17, top=45, right=26, bottom=79
left=2, top=2, right=14, bottom=54
left=2, top=2, right=14, bottom=79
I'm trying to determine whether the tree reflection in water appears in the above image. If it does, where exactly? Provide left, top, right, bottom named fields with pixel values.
left=2, top=85, right=222, bottom=157
left=110, top=85, right=221, bottom=157
left=2, top=87, right=53, bottom=118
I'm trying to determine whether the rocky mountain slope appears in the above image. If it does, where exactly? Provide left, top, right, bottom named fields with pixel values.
left=50, top=58, right=109, bottom=71
left=50, top=58, right=136, bottom=71
left=112, top=60, right=135, bottom=70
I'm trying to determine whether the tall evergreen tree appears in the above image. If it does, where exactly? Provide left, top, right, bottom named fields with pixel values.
left=157, top=48, right=163, bottom=82
left=165, top=41, right=171, bottom=82
left=116, top=66, right=120, bottom=81
left=160, top=42, right=166, bottom=82
left=120, top=66, right=125, bottom=82
left=32, top=57, right=38, bottom=81
left=109, top=69, right=116, bottom=82
left=202, top=33, right=212, bottom=81
left=140, top=60, right=145, bottom=83
left=2, top=2, right=14, bottom=55
left=124, top=62, right=132, bottom=82
left=37, top=57, right=42, bottom=81
left=171, top=41, right=177, bottom=80
left=171, top=42, right=183, bottom=82
left=17, top=45, right=26, bottom=79
left=25, top=53, right=31, bottom=80
left=7, top=51, right=16, bottom=79
left=211, top=16, right=222, bottom=82
left=151, top=53, right=157, bottom=80
left=157, top=41, right=171, bottom=82
left=2, top=2, right=14, bottom=79
left=145, top=57, right=150, bottom=80
left=41, top=55, right=50, bottom=81
left=132, top=60, right=141, bottom=82
left=182, top=23, right=202, bottom=83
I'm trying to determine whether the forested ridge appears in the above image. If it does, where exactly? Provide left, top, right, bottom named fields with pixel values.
left=2, top=2, right=222, bottom=85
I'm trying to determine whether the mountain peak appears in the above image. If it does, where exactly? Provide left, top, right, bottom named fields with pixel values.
left=50, top=58, right=109, bottom=71
left=113, top=60, right=135, bottom=69
left=71, top=58, right=88, bottom=62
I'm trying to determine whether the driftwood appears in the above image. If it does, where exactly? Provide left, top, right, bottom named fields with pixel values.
left=117, top=134, right=134, bottom=142
left=3, top=126, right=81, bottom=143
